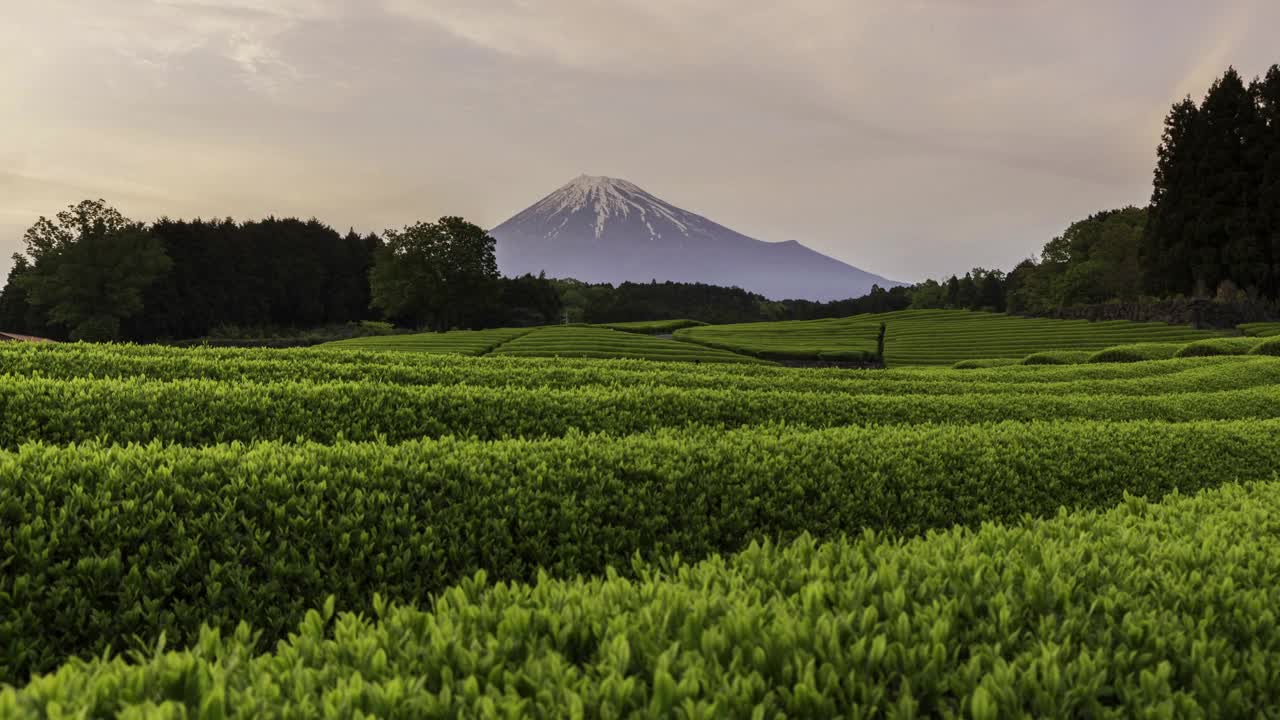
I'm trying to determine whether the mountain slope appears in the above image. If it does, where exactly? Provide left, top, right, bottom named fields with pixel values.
left=491, top=175, right=900, bottom=301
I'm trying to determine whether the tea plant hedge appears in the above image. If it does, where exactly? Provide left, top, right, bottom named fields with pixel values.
left=674, top=309, right=1225, bottom=366
left=7, top=478, right=1280, bottom=716
left=9, top=342, right=1273, bottom=397
left=1174, top=337, right=1264, bottom=357
left=1020, top=350, right=1093, bottom=365
left=7, top=337, right=1280, bottom=711
left=4, top=420, right=1280, bottom=681
left=5, top=373, right=1280, bottom=447
left=1251, top=336, right=1280, bottom=356
left=950, top=358, right=1022, bottom=369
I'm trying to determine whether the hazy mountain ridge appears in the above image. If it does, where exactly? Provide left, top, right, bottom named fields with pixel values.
left=492, top=175, right=901, bottom=301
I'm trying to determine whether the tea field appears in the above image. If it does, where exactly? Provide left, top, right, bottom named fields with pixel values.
left=324, top=323, right=763, bottom=363
left=321, top=309, right=1251, bottom=367
left=674, top=308, right=1230, bottom=365
left=955, top=332, right=1280, bottom=367
left=3, top=338, right=1280, bottom=715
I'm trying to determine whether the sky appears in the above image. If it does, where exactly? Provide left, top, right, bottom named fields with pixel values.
left=2, top=1, right=1278, bottom=283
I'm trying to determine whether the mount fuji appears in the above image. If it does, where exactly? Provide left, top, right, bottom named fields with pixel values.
left=490, top=175, right=901, bottom=302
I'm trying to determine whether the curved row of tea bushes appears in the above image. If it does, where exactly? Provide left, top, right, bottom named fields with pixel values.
left=3, top=420, right=1279, bottom=681
left=1239, top=321, right=1280, bottom=337
left=5, top=373, right=1280, bottom=446
left=954, top=337, right=1267, bottom=367
left=489, top=326, right=766, bottom=364
left=952, top=337, right=1269, bottom=368
left=322, top=327, right=535, bottom=355
left=9, top=478, right=1280, bottom=717
left=593, top=319, right=707, bottom=333
left=675, top=309, right=1226, bottom=366
left=1085, top=343, right=1186, bottom=363
left=1174, top=337, right=1266, bottom=357
left=4, top=343, right=1278, bottom=400
left=1020, top=349, right=1095, bottom=365
left=1252, top=336, right=1280, bottom=355
left=2, top=339, right=1251, bottom=384
left=950, top=358, right=1022, bottom=369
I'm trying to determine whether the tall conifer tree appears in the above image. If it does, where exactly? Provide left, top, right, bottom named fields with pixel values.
left=1144, top=97, right=1202, bottom=296
left=1256, top=65, right=1280, bottom=299
left=1195, top=68, right=1261, bottom=295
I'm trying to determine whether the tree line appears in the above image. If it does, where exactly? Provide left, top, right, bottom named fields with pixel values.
left=911, top=65, right=1280, bottom=313
left=0, top=202, right=564, bottom=342
left=556, top=279, right=909, bottom=325
left=0, top=201, right=904, bottom=341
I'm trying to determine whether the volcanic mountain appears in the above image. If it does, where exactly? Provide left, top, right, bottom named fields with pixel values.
left=490, top=175, right=901, bottom=301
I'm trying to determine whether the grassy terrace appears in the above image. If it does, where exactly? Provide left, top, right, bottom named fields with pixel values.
left=321, top=327, right=534, bottom=355
left=320, top=324, right=765, bottom=364
left=1240, top=321, right=1280, bottom=337
left=592, top=319, right=708, bottom=334
left=490, top=325, right=768, bottom=363
left=675, top=308, right=1228, bottom=366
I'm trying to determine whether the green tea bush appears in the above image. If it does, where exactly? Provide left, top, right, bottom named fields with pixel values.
left=5, top=373, right=1280, bottom=447
left=9, top=479, right=1280, bottom=717
left=594, top=319, right=707, bottom=333
left=1173, top=337, right=1262, bottom=358
left=490, top=326, right=765, bottom=364
left=676, top=309, right=1226, bottom=366
left=323, top=327, right=535, bottom=355
left=1251, top=337, right=1280, bottom=356
left=3, top=420, right=1279, bottom=681
left=5, top=344, right=1280, bottom=406
left=1021, top=350, right=1094, bottom=365
left=1088, top=342, right=1186, bottom=363
left=815, top=349, right=879, bottom=362
left=1239, top=321, right=1280, bottom=337
left=951, top=358, right=1021, bottom=369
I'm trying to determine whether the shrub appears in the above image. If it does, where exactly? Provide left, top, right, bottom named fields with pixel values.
left=815, top=349, right=879, bottom=362
left=9, top=479, right=1280, bottom=716
left=951, top=358, right=1022, bottom=369
left=1173, top=337, right=1262, bottom=358
left=4, top=373, right=1280, bottom=448
left=1250, top=337, right=1280, bottom=356
left=1088, top=342, right=1185, bottom=363
left=1021, top=350, right=1094, bottom=365
left=594, top=319, right=707, bottom=334
left=4, top=420, right=1280, bottom=681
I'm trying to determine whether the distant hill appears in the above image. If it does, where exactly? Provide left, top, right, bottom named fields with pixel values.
left=490, top=175, right=901, bottom=301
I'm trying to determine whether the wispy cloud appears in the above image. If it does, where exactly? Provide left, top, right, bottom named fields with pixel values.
left=1, top=1, right=1276, bottom=281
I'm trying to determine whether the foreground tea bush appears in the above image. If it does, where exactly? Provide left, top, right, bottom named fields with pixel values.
left=9, top=479, right=1280, bottom=717
left=3, top=420, right=1279, bottom=681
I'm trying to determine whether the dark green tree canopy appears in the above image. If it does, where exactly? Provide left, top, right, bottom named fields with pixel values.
left=369, top=217, right=500, bottom=331
left=14, top=200, right=171, bottom=341
left=1144, top=64, right=1279, bottom=300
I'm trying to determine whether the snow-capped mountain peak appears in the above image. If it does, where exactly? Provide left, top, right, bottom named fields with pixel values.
left=510, top=174, right=695, bottom=240
left=491, top=175, right=902, bottom=301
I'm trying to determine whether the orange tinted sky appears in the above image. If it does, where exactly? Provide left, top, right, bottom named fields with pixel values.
left=2, top=0, right=1277, bottom=281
